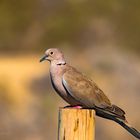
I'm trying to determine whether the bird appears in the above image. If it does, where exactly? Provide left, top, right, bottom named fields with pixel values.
left=40, top=48, right=140, bottom=139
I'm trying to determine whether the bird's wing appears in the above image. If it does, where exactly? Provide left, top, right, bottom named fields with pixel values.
left=62, top=67, right=111, bottom=108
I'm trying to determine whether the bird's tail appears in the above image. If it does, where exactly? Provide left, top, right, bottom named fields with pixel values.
left=96, top=107, right=140, bottom=139
left=116, top=119, right=140, bottom=139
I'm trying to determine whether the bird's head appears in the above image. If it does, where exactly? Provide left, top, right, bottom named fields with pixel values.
left=40, top=48, right=66, bottom=65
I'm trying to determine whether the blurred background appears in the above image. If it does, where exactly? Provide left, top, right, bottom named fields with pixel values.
left=0, top=0, right=140, bottom=140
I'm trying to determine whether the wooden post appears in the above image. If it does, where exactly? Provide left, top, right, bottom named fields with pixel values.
left=58, top=108, right=95, bottom=140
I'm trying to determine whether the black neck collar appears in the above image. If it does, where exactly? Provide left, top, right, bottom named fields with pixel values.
left=57, top=62, right=66, bottom=66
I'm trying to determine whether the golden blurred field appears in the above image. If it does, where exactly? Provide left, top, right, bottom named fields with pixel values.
left=0, top=1, right=140, bottom=140
left=0, top=47, right=140, bottom=140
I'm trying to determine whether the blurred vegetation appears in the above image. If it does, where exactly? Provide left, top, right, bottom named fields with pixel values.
left=0, top=0, right=140, bottom=53
left=0, top=1, right=140, bottom=140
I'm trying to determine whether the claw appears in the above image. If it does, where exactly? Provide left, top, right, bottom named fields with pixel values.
left=64, top=105, right=82, bottom=109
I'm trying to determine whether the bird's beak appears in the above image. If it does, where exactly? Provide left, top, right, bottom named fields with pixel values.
left=40, top=55, right=48, bottom=62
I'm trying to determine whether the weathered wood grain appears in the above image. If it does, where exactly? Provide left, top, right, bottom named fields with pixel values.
left=58, top=108, right=95, bottom=140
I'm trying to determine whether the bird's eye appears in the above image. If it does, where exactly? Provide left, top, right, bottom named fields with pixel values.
left=50, top=52, right=53, bottom=55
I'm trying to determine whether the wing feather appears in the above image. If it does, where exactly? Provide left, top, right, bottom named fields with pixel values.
left=62, top=67, right=111, bottom=108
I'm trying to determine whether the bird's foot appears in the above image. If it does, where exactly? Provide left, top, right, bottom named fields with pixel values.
left=64, top=105, right=82, bottom=109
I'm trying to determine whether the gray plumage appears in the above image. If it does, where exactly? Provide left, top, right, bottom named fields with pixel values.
left=40, top=48, right=140, bottom=139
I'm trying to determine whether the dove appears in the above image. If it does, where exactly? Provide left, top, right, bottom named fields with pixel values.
left=40, top=48, right=140, bottom=139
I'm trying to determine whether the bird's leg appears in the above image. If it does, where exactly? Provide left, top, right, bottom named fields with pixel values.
left=64, top=105, right=82, bottom=109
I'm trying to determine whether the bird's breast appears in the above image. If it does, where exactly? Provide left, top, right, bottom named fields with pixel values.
left=50, top=72, right=65, bottom=95
left=50, top=70, right=80, bottom=105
